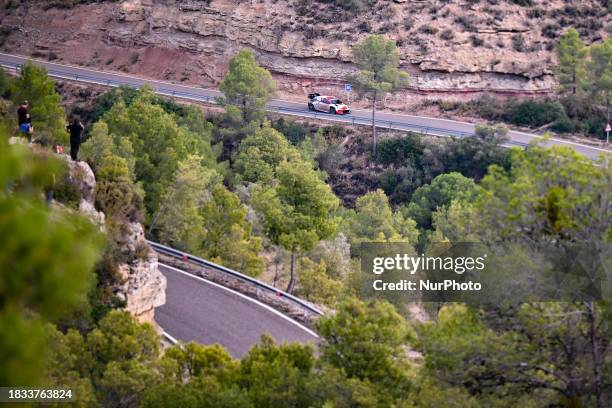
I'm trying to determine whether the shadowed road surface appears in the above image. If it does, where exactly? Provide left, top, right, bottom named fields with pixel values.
left=1, top=52, right=609, bottom=160
left=155, top=264, right=318, bottom=358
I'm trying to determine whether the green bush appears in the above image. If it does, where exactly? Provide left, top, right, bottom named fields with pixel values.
left=90, top=85, right=186, bottom=124
left=454, top=15, right=477, bottom=32
left=53, top=172, right=83, bottom=209
left=272, top=117, right=308, bottom=145
left=94, top=155, right=144, bottom=223
left=403, top=16, right=415, bottom=31
left=470, top=35, right=484, bottom=47
left=466, top=95, right=507, bottom=121
left=506, top=99, right=565, bottom=127
left=559, top=95, right=607, bottom=138
left=550, top=116, right=577, bottom=133
left=90, top=86, right=139, bottom=124
left=468, top=96, right=567, bottom=128
left=376, top=134, right=424, bottom=166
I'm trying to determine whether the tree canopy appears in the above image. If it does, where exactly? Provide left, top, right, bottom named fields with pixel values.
left=219, top=50, right=276, bottom=126
left=350, top=35, right=409, bottom=155
left=342, top=189, right=419, bottom=246
left=101, top=88, right=216, bottom=218
left=402, top=172, right=479, bottom=230
left=0, top=134, right=102, bottom=387
left=253, top=159, right=339, bottom=292
left=556, top=28, right=587, bottom=95
left=10, top=62, right=66, bottom=145
left=232, top=125, right=295, bottom=185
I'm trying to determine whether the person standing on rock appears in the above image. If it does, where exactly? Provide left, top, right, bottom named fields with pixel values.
left=66, top=118, right=84, bottom=161
left=17, top=100, right=33, bottom=141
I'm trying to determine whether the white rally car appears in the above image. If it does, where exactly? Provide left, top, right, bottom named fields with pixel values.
left=308, top=93, right=351, bottom=115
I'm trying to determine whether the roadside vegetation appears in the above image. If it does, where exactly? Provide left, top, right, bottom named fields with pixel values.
left=427, top=30, right=612, bottom=139
left=1, top=27, right=610, bottom=407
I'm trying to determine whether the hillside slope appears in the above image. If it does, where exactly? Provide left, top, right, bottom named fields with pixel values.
left=1, top=0, right=609, bottom=107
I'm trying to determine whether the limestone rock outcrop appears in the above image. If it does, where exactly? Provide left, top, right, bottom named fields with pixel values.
left=64, top=156, right=166, bottom=324
left=0, top=0, right=608, bottom=105
left=66, top=159, right=107, bottom=227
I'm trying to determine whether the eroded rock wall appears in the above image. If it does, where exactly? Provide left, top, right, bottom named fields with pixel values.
left=1, top=0, right=608, bottom=103
left=64, top=156, right=166, bottom=324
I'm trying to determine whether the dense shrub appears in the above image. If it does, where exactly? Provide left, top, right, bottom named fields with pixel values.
left=550, top=116, right=577, bottom=133
left=90, top=85, right=186, bottom=124
left=376, top=134, right=425, bottom=166
left=506, top=99, right=565, bottom=127
left=94, top=155, right=144, bottom=223
left=467, top=96, right=566, bottom=128
left=461, top=94, right=606, bottom=138
left=272, top=117, right=308, bottom=145
left=558, top=95, right=607, bottom=137
left=320, top=0, right=377, bottom=12
left=53, top=164, right=83, bottom=209
left=375, top=134, right=509, bottom=205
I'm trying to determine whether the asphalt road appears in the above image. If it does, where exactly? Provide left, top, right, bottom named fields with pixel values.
left=155, top=264, right=318, bottom=358
left=1, top=52, right=610, bottom=159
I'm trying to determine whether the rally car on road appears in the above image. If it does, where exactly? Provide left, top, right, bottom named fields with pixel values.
left=308, top=93, right=351, bottom=114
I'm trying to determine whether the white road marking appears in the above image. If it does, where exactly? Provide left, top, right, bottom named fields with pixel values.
left=159, top=263, right=320, bottom=339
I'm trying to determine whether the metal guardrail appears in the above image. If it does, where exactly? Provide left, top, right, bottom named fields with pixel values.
left=2, top=60, right=529, bottom=146
left=147, top=240, right=324, bottom=316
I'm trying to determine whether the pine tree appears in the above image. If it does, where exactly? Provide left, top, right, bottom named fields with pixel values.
left=342, top=189, right=419, bottom=246
left=154, top=155, right=217, bottom=251
left=588, top=38, right=612, bottom=125
left=219, top=50, right=276, bottom=126
left=556, top=28, right=587, bottom=95
left=11, top=62, right=66, bottom=145
left=253, top=159, right=339, bottom=293
left=232, top=125, right=295, bottom=185
left=350, top=35, right=409, bottom=155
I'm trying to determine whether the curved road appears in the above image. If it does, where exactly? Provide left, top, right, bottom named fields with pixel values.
left=1, top=52, right=609, bottom=159
left=156, top=264, right=318, bottom=358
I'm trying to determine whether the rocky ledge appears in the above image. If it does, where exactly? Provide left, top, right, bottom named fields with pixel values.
left=64, top=156, right=166, bottom=324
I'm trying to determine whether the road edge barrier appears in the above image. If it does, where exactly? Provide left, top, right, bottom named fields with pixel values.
left=148, top=241, right=324, bottom=326
left=1, top=60, right=529, bottom=146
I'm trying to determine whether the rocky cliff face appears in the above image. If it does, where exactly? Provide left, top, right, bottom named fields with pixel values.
left=0, top=0, right=608, bottom=105
left=64, top=156, right=166, bottom=324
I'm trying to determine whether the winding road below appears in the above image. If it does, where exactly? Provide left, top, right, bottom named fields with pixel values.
left=1, top=52, right=610, bottom=160
left=156, top=264, right=318, bottom=358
